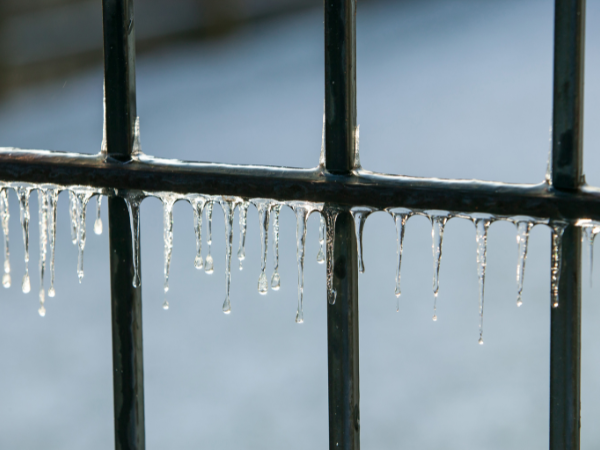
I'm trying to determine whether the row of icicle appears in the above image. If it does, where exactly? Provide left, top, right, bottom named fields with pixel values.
left=1, top=183, right=598, bottom=343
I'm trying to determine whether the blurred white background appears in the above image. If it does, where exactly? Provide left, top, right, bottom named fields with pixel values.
left=0, top=0, right=600, bottom=448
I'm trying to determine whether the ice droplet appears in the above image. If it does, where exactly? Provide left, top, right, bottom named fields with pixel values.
left=428, top=211, right=449, bottom=317
left=551, top=221, right=567, bottom=308
left=188, top=194, right=208, bottom=271
left=323, top=207, right=341, bottom=305
left=124, top=191, right=144, bottom=288
left=37, top=189, right=49, bottom=313
left=204, top=200, right=215, bottom=274
left=351, top=207, right=375, bottom=274
left=220, top=197, right=239, bottom=314
left=237, top=200, right=249, bottom=270
left=94, top=195, right=103, bottom=235
left=473, top=216, right=492, bottom=345
left=271, top=203, right=282, bottom=290
left=22, top=273, right=30, bottom=293
left=515, top=220, right=533, bottom=307
left=162, top=300, right=169, bottom=310
left=317, top=214, right=326, bottom=264
left=387, top=208, right=411, bottom=311
left=16, top=186, right=31, bottom=293
left=252, top=199, right=272, bottom=295
left=0, top=188, right=10, bottom=283
left=2, top=273, right=10, bottom=288
left=47, top=188, right=59, bottom=297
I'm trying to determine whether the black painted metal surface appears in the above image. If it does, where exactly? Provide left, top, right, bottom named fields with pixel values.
left=102, top=0, right=146, bottom=449
left=550, top=1, right=585, bottom=449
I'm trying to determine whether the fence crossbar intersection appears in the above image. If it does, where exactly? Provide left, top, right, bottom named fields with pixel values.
left=0, top=0, right=588, bottom=449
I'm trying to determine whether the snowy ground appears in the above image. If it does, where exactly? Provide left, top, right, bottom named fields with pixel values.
left=1, top=0, right=600, bottom=448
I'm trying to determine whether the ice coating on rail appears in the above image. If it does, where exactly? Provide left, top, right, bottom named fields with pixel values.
left=72, top=188, right=95, bottom=283
left=204, top=200, right=215, bottom=274
left=220, top=197, right=237, bottom=314
left=0, top=188, right=10, bottom=288
left=237, top=200, right=249, bottom=270
left=317, top=214, right=326, bottom=264
left=289, top=202, right=320, bottom=323
left=160, top=193, right=179, bottom=308
left=551, top=221, right=567, bottom=308
left=253, top=199, right=272, bottom=295
left=473, top=216, right=492, bottom=344
left=16, top=186, right=31, bottom=293
left=515, top=221, right=533, bottom=307
left=124, top=191, right=145, bottom=288
left=387, top=208, right=411, bottom=311
left=94, top=195, right=103, bottom=235
left=319, top=102, right=325, bottom=167
left=271, top=203, right=282, bottom=290
left=188, top=194, right=208, bottom=270
left=323, top=207, right=341, bottom=305
left=37, top=189, right=49, bottom=316
left=351, top=207, right=375, bottom=274
left=47, top=188, right=58, bottom=297
left=428, top=212, right=449, bottom=319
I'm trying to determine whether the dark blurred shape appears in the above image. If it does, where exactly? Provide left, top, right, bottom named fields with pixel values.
left=0, top=0, right=321, bottom=93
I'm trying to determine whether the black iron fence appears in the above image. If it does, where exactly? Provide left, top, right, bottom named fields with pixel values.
left=0, top=0, right=592, bottom=449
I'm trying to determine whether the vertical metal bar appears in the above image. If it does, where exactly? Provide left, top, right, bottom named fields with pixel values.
left=550, top=1, right=585, bottom=450
left=102, top=1, right=145, bottom=450
left=325, top=1, right=359, bottom=449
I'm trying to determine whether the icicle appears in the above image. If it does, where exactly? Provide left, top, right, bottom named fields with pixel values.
left=46, top=188, right=59, bottom=297
left=220, top=197, right=238, bottom=314
left=237, top=200, right=249, bottom=270
left=16, top=186, right=31, bottom=293
left=353, top=125, right=361, bottom=169
left=551, top=221, right=568, bottom=308
left=323, top=207, right=341, bottom=305
left=252, top=199, right=272, bottom=295
left=428, top=212, right=450, bottom=320
left=288, top=202, right=320, bottom=323
left=387, top=208, right=412, bottom=311
left=271, top=203, right=282, bottom=290
left=72, top=189, right=95, bottom=283
left=68, top=190, right=78, bottom=245
left=37, top=189, right=49, bottom=316
left=351, top=207, right=375, bottom=274
left=204, top=200, right=215, bottom=274
left=161, top=194, right=179, bottom=296
left=473, top=217, right=491, bottom=345
left=188, top=194, right=208, bottom=270
left=317, top=214, right=326, bottom=264
left=576, top=219, right=600, bottom=286
left=123, top=191, right=145, bottom=288
left=94, top=195, right=103, bottom=235
left=132, top=117, right=142, bottom=158
left=0, top=188, right=11, bottom=288
left=515, top=221, right=534, bottom=307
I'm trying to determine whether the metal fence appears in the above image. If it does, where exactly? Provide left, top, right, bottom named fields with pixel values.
left=0, top=0, right=592, bottom=449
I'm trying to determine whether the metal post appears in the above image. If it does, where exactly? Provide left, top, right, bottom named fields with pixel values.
left=102, top=1, right=145, bottom=449
left=325, top=1, right=359, bottom=449
left=550, top=1, right=585, bottom=449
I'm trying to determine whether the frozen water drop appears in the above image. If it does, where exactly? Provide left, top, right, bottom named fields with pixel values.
left=258, top=272, right=268, bottom=295
left=2, top=273, right=10, bottom=288
left=38, top=305, right=46, bottom=317
left=4, top=260, right=9, bottom=273
left=194, top=255, right=204, bottom=269
left=317, top=247, right=325, bottom=264
left=94, top=218, right=103, bottom=235
left=48, top=287, right=55, bottom=297
left=517, top=299, right=523, bottom=307
left=295, top=310, right=304, bottom=323
left=222, top=298, right=231, bottom=314
left=204, top=255, right=214, bottom=274
left=162, top=300, right=169, bottom=310
left=271, top=272, right=281, bottom=290
left=478, top=338, right=484, bottom=345
left=22, top=273, right=30, bottom=293
left=432, top=314, right=437, bottom=322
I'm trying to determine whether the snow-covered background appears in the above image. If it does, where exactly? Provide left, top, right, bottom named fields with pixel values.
left=0, top=0, right=600, bottom=448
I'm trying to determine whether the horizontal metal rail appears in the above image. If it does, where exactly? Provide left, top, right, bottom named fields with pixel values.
left=2, top=148, right=600, bottom=221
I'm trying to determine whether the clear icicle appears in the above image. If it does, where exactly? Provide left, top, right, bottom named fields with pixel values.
left=68, top=190, right=78, bottom=245
left=351, top=207, right=375, bottom=274
left=132, top=117, right=142, bottom=158
left=387, top=208, right=412, bottom=311
left=124, top=191, right=145, bottom=288
left=551, top=221, right=568, bottom=308
left=237, top=200, right=249, bottom=270
left=429, top=212, right=449, bottom=320
left=37, top=189, right=49, bottom=316
left=577, top=219, right=600, bottom=286
left=204, top=200, right=215, bottom=274
left=220, top=197, right=237, bottom=314
left=47, top=188, right=59, bottom=297
left=353, top=125, right=361, bottom=169
left=94, top=195, right=103, bottom=235
left=73, top=189, right=95, bottom=283
left=515, top=221, right=534, bottom=307
left=0, top=188, right=11, bottom=288
left=317, top=214, right=326, bottom=264
left=323, top=207, right=341, bottom=305
left=473, top=218, right=491, bottom=345
left=16, top=187, right=31, bottom=293
left=271, top=203, right=282, bottom=290
left=188, top=194, right=208, bottom=270
left=253, top=199, right=272, bottom=295
left=161, top=194, right=178, bottom=295
left=289, top=202, right=319, bottom=323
